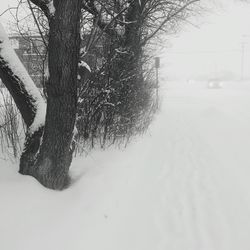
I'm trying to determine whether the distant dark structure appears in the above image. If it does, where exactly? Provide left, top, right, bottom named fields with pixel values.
left=7, top=34, right=103, bottom=88
left=9, top=34, right=46, bottom=87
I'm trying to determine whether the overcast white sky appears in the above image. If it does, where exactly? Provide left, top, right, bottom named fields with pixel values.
left=0, top=0, right=18, bottom=26
left=0, top=0, right=250, bottom=80
left=161, top=0, right=250, bottom=80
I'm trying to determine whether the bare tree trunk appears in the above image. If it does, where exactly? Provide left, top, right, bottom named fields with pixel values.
left=32, top=0, right=82, bottom=190
left=0, top=0, right=81, bottom=190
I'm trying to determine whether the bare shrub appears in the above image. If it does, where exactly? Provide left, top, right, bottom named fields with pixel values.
left=0, top=87, right=25, bottom=160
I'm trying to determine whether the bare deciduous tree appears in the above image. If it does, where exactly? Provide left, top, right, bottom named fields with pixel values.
left=0, top=0, right=82, bottom=190
left=0, top=0, right=200, bottom=190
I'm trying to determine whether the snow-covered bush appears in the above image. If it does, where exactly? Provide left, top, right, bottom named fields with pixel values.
left=75, top=36, right=157, bottom=152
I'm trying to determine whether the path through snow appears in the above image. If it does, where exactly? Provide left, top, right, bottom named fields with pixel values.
left=1, top=84, right=250, bottom=250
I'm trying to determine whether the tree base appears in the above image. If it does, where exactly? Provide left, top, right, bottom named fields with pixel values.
left=19, top=167, right=71, bottom=190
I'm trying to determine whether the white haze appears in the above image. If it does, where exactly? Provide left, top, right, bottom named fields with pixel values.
left=161, top=0, right=250, bottom=81
left=1, top=1, right=250, bottom=250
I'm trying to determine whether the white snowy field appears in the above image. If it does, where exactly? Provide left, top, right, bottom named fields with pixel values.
left=1, top=82, right=250, bottom=250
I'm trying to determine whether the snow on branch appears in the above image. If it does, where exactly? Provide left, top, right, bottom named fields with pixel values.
left=79, top=60, right=91, bottom=73
left=0, top=23, right=46, bottom=134
left=46, top=0, right=55, bottom=16
left=30, top=0, right=55, bottom=18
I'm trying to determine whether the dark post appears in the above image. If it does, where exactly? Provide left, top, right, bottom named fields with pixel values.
left=155, top=57, right=160, bottom=108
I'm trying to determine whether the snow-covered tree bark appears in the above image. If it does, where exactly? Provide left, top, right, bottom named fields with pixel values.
left=0, top=23, right=46, bottom=176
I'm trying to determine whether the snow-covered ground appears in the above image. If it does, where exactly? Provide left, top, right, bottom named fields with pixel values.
left=1, top=82, right=250, bottom=250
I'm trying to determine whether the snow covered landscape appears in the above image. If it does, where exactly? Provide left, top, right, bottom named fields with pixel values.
left=1, top=0, right=250, bottom=249
left=2, top=82, right=250, bottom=250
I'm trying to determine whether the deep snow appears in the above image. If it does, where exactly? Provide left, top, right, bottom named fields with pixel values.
left=1, top=82, right=250, bottom=250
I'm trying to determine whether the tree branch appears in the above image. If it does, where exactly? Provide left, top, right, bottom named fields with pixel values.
left=0, top=7, right=18, bottom=17
left=27, top=0, right=48, bottom=48
left=142, top=0, right=200, bottom=45
left=30, top=0, right=55, bottom=19
left=81, top=0, right=128, bottom=38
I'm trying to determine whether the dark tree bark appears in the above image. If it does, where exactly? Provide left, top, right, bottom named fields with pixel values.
left=24, top=0, right=82, bottom=190
left=0, top=0, right=82, bottom=190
